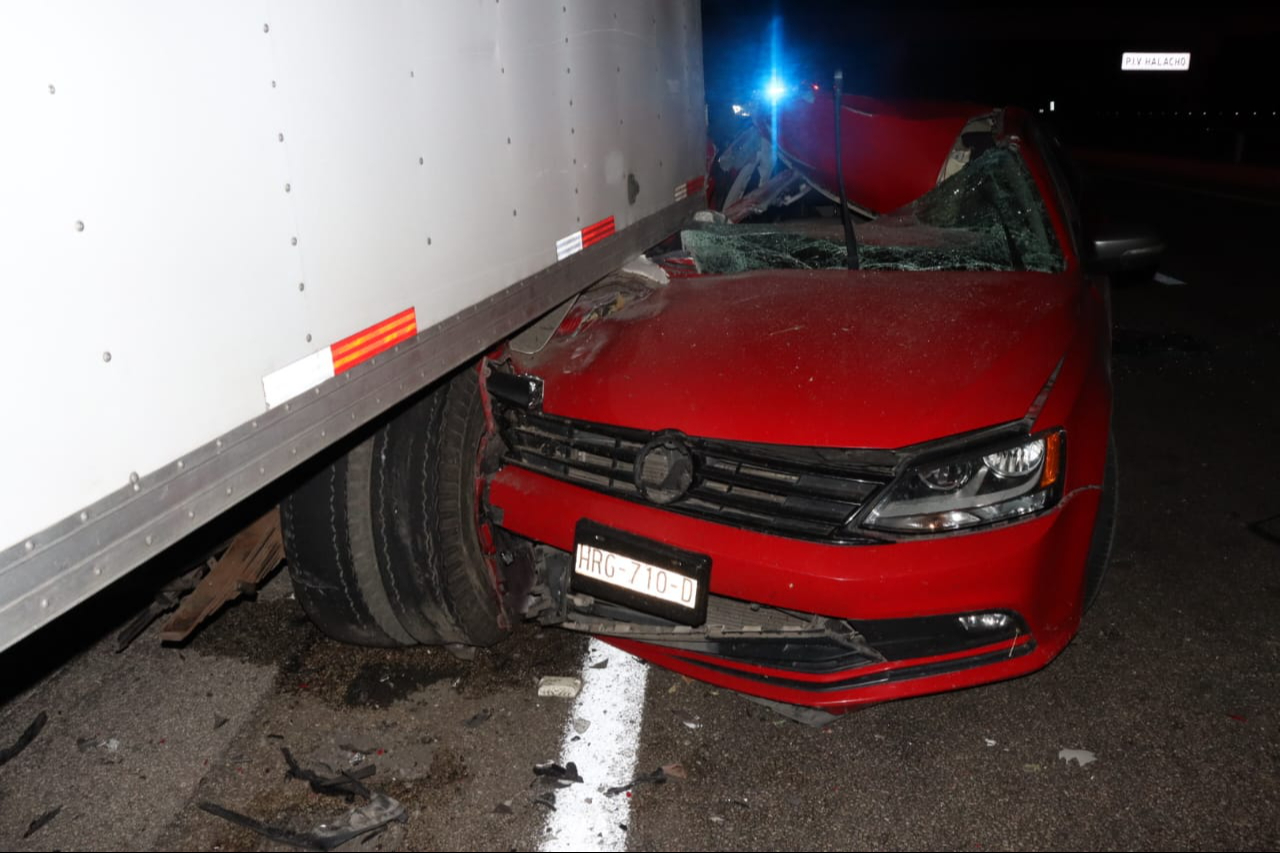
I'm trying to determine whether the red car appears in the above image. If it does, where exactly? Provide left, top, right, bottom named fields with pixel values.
left=283, top=93, right=1160, bottom=711
left=476, top=94, right=1162, bottom=711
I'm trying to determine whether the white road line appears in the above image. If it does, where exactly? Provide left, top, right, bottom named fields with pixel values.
left=540, top=638, right=649, bottom=852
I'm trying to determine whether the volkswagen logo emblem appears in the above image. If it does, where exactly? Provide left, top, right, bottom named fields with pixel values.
left=635, top=433, right=695, bottom=504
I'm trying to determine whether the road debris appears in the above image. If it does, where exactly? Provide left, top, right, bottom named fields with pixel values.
left=493, top=800, right=514, bottom=815
left=0, top=711, right=47, bottom=767
left=214, top=716, right=230, bottom=730
left=114, top=564, right=209, bottom=652
left=198, top=747, right=405, bottom=849
left=572, top=718, right=591, bottom=735
left=533, top=761, right=583, bottom=785
left=589, top=658, right=609, bottom=670
left=22, top=805, right=62, bottom=839
left=606, top=765, right=677, bottom=797
left=464, top=709, right=493, bottom=728
left=281, top=748, right=376, bottom=798
left=1154, top=271, right=1187, bottom=285
left=1058, top=748, right=1097, bottom=768
left=198, top=793, right=405, bottom=851
left=533, top=791, right=557, bottom=810
left=984, top=738, right=997, bottom=747
left=537, top=676, right=583, bottom=698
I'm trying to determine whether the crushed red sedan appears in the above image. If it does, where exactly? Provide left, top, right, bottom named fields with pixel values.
left=479, top=93, right=1140, bottom=710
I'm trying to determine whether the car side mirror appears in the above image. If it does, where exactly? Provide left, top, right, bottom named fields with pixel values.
left=1087, top=224, right=1165, bottom=273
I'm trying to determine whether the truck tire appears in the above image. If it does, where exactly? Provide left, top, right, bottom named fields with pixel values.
left=281, top=438, right=417, bottom=647
left=1082, top=432, right=1118, bottom=612
left=281, top=367, right=506, bottom=648
left=371, top=368, right=507, bottom=647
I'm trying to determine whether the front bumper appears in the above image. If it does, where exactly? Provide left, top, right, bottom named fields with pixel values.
left=489, top=465, right=1101, bottom=708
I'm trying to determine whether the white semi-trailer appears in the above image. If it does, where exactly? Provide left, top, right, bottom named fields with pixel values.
left=0, top=0, right=706, bottom=652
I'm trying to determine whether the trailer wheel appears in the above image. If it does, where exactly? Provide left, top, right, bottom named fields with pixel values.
left=281, top=438, right=417, bottom=647
left=371, top=367, right=508, bottom=647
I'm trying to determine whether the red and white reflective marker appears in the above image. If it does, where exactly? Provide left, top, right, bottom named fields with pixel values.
left=262, top=308, right=417, bottom=407
left=674, top=175, right=705, bottom=201
left=555, top=216, right=616, bottom=261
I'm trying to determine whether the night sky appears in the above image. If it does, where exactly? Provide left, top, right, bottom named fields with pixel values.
left=702, top=2, right=1280, bottom=163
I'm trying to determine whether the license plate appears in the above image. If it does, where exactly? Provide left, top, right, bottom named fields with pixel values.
left=572, top=520, right=710, bottom=626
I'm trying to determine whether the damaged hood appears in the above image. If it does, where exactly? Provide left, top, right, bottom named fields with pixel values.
left=513, top=271, right=1081, bottom=449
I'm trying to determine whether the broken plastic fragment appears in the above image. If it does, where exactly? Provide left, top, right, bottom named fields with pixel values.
left=537, top=676, right=583, bottom=699
left=22, top=805, right=62, bottom=839
left=533, top=761, right=584, bottom=785
left=1058, top=748, right=1097, bottom=767
left=0, top=711, right=47, bottom=767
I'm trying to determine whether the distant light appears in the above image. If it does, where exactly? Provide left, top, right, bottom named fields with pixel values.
left=1121, top=52, right=1191, bottom=72
left=1038, top=108, right=1045, bottom=114
left=764, top=77, right=789, bottom=103
left=1049, top=100, right=1056, bottom=112
left=731, top=103, right=744, bottom=115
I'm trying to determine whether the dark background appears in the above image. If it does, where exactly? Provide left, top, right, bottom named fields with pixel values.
left=703, top=1, right=1280, bottom=165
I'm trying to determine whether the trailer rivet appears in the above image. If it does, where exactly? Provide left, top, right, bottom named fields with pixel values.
left=507, top=137, right=511, bottom=144
left=187, top=510, right=195, bottom=519
left=278, top=132, right=284, bottom=142
left=305, top=333, right=312, bottom=342
left=24, top=540, right=33, bottom=552
left=512, top=209, right=517, bottom=216
left=419, top=156, right=424, bottom=165
left=176, top=460, right=184, bottom=470
left=271, top=80, right=277, bottom=88
left=320, top=430, right=326, bottom=438
left=251, top=420, right=258, bottom=429
left=291, top=447, right=297, bottom=455
left=75, top=220, right=85, bottom=232
left=102, top=351, right=112, bottom=362
left=410, top=70, right=415, bottom=78
left=259, top=466, right=266, bottom=475
left=145, top=535, right=153, bottom=546
left=216, top=439, right=223, bottom=449
left=129, top=471, right=140, bottom=486
left=284, top=183, right=291, bottom=193
left=40, top=598, right=48, bottom=609
left=48, top=84, right=56, bottom=94
left=284, top=403, right=291, bottom=412
left=263, top=23, right=270, bottom=33
left=80, top=512, right=88, bottom=522
left=93, top=566, right=101, bottom=575
left=298, top=282, right=305, bottom=292
left=427, top=237, right=432, bottom=245
left=291, top=236, right=298, bottom=246
left=226, top=486, right=233, bottom=495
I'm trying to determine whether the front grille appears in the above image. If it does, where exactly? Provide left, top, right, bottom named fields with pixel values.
left=497, top=409, right=892, bottom=542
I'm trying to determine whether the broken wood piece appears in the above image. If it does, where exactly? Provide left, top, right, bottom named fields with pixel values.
left=160, top=508, right=283, bottom=642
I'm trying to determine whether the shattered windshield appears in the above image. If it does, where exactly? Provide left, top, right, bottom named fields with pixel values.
left=682, top=147, right=1065, bottom=275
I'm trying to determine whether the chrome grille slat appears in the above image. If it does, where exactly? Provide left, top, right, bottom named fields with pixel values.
left=499, top=410, right=890, bottom=542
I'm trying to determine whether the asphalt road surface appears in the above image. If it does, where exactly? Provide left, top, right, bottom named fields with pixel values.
left=1, top=170, right=1277, bottom=852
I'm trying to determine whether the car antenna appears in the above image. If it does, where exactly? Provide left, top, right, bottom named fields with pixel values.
left=833, top=68, right=860, bottom=270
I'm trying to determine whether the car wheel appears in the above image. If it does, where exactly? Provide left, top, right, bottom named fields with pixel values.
left=370, top=367, right=508, bottom=647
left=281, top=437, right=417, bottom=648
left=281, top=367, right=507, bottom=648
left=1082, top=432, right=1118, bottom=611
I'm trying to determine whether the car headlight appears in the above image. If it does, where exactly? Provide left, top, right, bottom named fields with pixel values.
left=860, top=430, right=1064, bottom=534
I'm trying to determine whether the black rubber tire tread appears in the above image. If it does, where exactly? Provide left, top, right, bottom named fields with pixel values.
left=371, top=370, right=507, bottom=647
left=431, top=370, right=507, bottom=646
left=281, top=438, right=415, bottom=647
left=1083, top=432, right=1119, bottom=612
